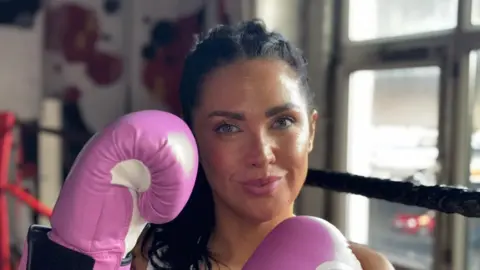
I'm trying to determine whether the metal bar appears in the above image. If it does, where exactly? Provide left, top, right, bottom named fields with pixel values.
left=2, top=183, right=52, bottom=218
left=0, top=112, right=15, bottom=270
left=325, top=0, right=349, bottom=233
left=448, top=53, right=472, bottom=270
left=341, top=30, right=480, bottom=71
left=431, top=48, right=455, bottom=270
left=433, top=2, right=472, bottom=268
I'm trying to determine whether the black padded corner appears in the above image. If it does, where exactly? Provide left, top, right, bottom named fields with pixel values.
left=26, top=225, right=95, bottom=270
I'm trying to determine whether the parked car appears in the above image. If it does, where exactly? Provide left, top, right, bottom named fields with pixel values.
left=392, top=210, right=436, bottom=236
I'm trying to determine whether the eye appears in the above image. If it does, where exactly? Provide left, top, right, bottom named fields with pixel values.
left=272, top=116, right=295, bottom=130
left=214, top=122, right=241, bottom=134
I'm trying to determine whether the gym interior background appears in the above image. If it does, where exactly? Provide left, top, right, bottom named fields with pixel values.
left=0, top=0, right=479, bottom=269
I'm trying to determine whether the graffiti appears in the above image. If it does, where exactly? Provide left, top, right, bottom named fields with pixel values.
left=45, top=3, right=123, bottom=86
left=141, top=8, right=205, bottom=116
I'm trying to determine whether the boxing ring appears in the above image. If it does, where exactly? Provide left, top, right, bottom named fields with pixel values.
left=0, top=112, right=53, bottom=270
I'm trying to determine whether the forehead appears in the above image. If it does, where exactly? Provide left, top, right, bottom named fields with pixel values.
left=197, top=59, right=305, bottom=112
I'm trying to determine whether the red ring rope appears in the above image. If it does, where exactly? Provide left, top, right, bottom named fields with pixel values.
left=0, top=112, right=52, bottom=270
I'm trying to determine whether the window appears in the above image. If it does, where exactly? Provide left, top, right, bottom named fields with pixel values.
left=473, top=0, right=480, bottom=25
left=348, top=0, right=458, bottom=41
left=467, top=50, right=480, bottom=270
left=346, top=67, right=440, bottom=269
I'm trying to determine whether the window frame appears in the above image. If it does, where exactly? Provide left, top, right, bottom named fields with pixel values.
left=327, top=0, right=480, bottom=269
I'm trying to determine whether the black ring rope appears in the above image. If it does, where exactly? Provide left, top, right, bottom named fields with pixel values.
left=306, top=169, right=480, bottom=218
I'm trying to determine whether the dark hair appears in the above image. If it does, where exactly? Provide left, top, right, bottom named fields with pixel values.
left=140, top=223, right=154, bottom=258
left=147, top=19, right=312, bottom=270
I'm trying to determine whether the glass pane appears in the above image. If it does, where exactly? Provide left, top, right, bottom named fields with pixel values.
left=347, top=67, right=440, bottom=269
left=348, top=0, right=458, bottom=41
left=467, top=50, right=480, bottom=270
left=473, top=0, right=480, bottom=25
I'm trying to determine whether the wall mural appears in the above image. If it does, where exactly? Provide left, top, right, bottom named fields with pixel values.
left=45, top=3, right=123, bottom=87
left=43, top=0, right=126, bottom=178
left=141, top=8, right=204, bottom=116
left=139, top=0, right=231, bottom=116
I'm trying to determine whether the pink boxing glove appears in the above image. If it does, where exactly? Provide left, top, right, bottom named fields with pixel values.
left=243, top=216, right=362, bottom=270
left=18, top=110, right=198, bottom=270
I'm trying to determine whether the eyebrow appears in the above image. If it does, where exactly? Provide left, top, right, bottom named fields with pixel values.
left=207, top=102, right=299, bottom=120
left=265, top=102, right=299, bottom=117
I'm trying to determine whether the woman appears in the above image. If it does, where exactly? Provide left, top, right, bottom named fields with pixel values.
left=146, top=19, right=393, bottom=270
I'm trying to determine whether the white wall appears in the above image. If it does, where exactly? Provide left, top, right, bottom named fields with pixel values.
left=0, top=12, right=44, bottom=250
left=0, top=13, right=43, bottom=121
left=255, top=0, right=303, bottom=47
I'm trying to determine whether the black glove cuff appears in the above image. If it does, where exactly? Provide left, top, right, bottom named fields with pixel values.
left=26, top=225, right=95, bottom=270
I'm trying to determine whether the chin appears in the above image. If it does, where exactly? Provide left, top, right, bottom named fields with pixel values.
left=247, top=212, right=277, bottom=223
left=242, top=205, right=285, bottom=224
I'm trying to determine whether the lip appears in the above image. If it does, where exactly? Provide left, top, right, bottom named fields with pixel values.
left=241, top=176, right=282, bottom=196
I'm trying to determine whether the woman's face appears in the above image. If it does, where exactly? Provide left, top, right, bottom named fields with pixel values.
left=193, top=59, right=317, bottom=222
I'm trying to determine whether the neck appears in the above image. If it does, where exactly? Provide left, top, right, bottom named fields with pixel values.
left=208, top=200, right=294, bottom=268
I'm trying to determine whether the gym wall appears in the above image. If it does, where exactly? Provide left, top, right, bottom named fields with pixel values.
left=0, top=0, right=236, bottom=252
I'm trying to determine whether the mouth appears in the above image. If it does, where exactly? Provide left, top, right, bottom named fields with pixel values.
left=241, top=176, right=282, bottom=196
left=243, top=176, right=282, bottom=186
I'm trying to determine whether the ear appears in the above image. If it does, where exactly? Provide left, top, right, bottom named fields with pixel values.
left=308, top=110, right=318, bottom=152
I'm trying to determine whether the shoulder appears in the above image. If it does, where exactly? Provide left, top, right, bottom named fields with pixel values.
left=348, top=242, right=394, bottom=270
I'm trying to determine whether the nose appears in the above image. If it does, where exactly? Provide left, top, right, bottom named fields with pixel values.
left=246, top=132, right=276, bottom=168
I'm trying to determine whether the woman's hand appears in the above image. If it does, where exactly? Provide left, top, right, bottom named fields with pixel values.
left=349, top=242, right=395, bottom=270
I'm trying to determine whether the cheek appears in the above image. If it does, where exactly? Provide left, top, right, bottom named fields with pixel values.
left=277, top=127, right=310, bottom=191
left=196, top=136, right=237, bottom=187
left=278, top=126, right=311, bottom=163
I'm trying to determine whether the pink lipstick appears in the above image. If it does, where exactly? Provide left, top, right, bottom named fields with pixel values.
left=242, top=176, right=282, bottom=196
